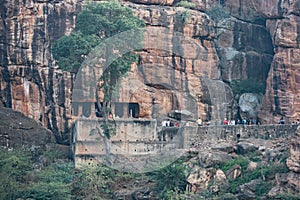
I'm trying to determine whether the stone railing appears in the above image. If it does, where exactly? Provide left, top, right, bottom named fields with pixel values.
left=183, top=124, right=298, bottom=148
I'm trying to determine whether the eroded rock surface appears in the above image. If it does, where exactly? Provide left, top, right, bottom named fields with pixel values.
left=259, top=1, right=300, bottom=123
left=0, top=0, right=300, bottom=141
left=0, top=0, right=79, bottom=143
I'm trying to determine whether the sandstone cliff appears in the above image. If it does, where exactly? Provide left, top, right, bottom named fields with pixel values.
left=0, top=0, right=79, bottom=143
left=79, top=0, right=274, bottom=124
left=1, top=0, right=300, bottom=142
left=259, top=0, right=300, bottom=123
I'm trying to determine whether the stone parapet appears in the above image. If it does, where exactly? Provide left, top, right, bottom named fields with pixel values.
left=72, top=118, right=298, bottom=169
left=184, top=124, right=298, bottom=148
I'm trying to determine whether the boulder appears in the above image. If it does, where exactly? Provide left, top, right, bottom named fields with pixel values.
left=268, top=135, right=300, bottom=196
left=287, top=171, right=300, bottom=192
left=209, top=169, right=229, bottom=193
left=275, top=173, right=288, bottom=187
left=236, top=142, right=258, bottom=155
left=258, top=146, right=266, bottom=151
left=0, top=107, right=54, bottom=149
left=198, top=150, right=233, bottom=168
left=267, top=186, right=288, bottom=198
left=211, top=142, right=235, bottom=153
left=266, top=173, right=289, bottom=198
left=225, top=164, right=242, bottom=180
left=247, top=161, right=258, bottom=172
left=285, top=135, right=300, bottom=193
left=113, top=181, right=156, bottom=200
left=286, top=138, right=300, bottom=173
left=237, top=179, right=262, bottom=200
left=186, top=166, right=214, bottom=193
left=239, top=93, right=261, bottom=119
left=286, top=158, right=300, bottom=173
left=265, top=146, right=289, bottom=162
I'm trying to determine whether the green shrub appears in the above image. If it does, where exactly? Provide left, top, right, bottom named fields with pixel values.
left=21, top=163, right=74, bottom=200
left=72, top=165, right=112, bottom=199
left=255, top=181, right=273, bottom=197
left=41, top=144, right=66, bottom=162
left=52, top=32, right=98, bottom=72
left=149, top=163, right=188, bottom=199
left=246, top=151, right=261, bottom=162
left=273, top=193, right=300, bottom=200
left=0, top=149, right=32, bottom=199
left=219, top=156, right=249, bottom=173
left=206, top=5, right=231, bottom=21
left=227, top=162, right=288, bottom=194
left=175, top=9, right=192, bottom=24
left=52, top=1, right=145, bottom=72
left=0, top=148, right=76, bottom=200
left=230, top=79, right=266, bottom=96
left=163, top=188, right=188, bottom=200
left=259, top=162, right=289, bottom=178
left=176, top=1, right=196, bottom=9
left=22, top=181, right=72, bottom=200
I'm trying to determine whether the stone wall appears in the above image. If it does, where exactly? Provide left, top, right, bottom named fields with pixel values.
left=72, top=118, right=298, bottom=169
left=72, top=118, right=185, bottom=170
left=184, top=124, right=298, bottom=148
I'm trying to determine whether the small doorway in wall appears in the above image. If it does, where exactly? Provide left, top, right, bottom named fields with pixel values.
left=115, top=103, right=124, bottom=118
left=128, top=103, right=139, bottom=118
left=82, top=102, right=91, bottom=117
left=72, top=102, right=79, bottom=116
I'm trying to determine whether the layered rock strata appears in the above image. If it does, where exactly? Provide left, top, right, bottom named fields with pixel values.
left=0, top=0, right=80, bottom=143
left=1, top=0, right=300, bottom=141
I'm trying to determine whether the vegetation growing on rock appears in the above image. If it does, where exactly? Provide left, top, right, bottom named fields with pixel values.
left=176, top=1, right=196, bottom=9
left=230, top=79, right=266, bottom=96
left=53, top=1, right=145, bottom=138
left=206, top=5, right=231, bottom=21
left=52, top=1, right=144, bottom=73
left=1, top=138, right=300, bottom=199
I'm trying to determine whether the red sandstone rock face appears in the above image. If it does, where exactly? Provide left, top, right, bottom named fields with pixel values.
left=250, top=0, right=281, bottom=18
left=260, top=48, right=300, bottom=122
left=121, top=2, right=274, bottom=122
left=74, top=4, right=223, bottom=121
left=0, top=0, right=79, bottom=143
left=1, top=0, right=300, bottom=139
left=260, top=2, right=300, bottom=123
left=125, top=0, right=175, bottom=6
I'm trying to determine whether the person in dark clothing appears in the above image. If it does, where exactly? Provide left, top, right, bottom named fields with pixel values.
left=278, top=117, right=285, bottom=124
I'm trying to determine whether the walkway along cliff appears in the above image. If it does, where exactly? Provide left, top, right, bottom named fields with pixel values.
left=72, top=117, right=298, bottom=172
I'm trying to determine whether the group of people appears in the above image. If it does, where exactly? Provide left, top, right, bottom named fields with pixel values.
left=196, top=117, right=261, bottom=126
left=214, top=118, right=259, bottom=126
left=291, top=118, right=300, bottom=125
left=164, top=116, right=300, bottom=128
left=280, top=117, right=300, bottom=125
left=199, top=117, right=300, bottom=126
left=162, top=119, right=180, bottom=127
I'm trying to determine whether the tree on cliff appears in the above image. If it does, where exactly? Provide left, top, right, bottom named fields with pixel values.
left=52, top=1, right=144, bottom=139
